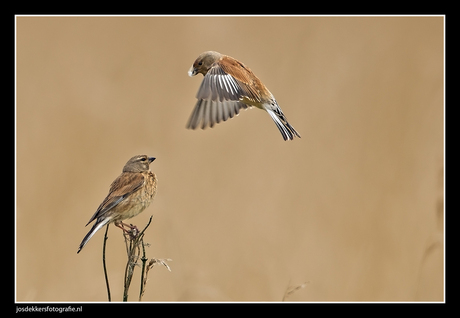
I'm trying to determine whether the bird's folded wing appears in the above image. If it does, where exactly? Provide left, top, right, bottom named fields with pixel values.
left=85, top=173, right=145, bottom=226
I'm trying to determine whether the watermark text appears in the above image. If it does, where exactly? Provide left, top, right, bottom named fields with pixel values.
left=16, top=305, right=82, bottom=314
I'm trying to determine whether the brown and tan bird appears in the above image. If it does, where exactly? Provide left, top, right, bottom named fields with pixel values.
left=187, top=51, right=301, bottom=141
left=77, top=155, right=157, bottom=253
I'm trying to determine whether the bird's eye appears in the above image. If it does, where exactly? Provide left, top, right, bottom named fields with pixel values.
left=198, top=61, right=203, bottom=66
left=140, top=157, right=146, bottom=162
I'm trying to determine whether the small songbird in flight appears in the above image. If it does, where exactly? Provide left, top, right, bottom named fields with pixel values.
left=77, top=155, right=157, bottom=253
left=187, top=51, right=301, bottom=141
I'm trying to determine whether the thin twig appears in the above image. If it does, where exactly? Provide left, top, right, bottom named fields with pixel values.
left=102, top=224, right=111, bottom=302
left=138, top=216, right=153, bottom=239
left=282, top=281, right=309, bottom=301
left=139, top=239, right=148, bottom=301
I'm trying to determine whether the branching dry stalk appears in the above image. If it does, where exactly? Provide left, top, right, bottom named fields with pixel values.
left=101, top=215, right=172, bottom=302
left=120, top=216, right=172, bottom=302
left=282, top=281, right=309, bottom=301
left=122, top=217, right=151, bottom=301
left=139, top=257, right=172, bottom=301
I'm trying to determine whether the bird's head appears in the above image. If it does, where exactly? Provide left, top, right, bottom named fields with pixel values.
left=188, top=51, right=222, bottom=77
left=123, top=155, right=155, bottom=173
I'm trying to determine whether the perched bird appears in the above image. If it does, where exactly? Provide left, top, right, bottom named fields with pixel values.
left=77, top=155, right=157, bottom=253
left=187, top=51, right=301, bottom=141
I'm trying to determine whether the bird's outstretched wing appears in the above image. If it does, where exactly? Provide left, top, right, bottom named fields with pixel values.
left=187, top=63, right=256, bottom=129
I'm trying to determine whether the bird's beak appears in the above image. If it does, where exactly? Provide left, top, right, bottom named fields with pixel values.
left=188, top=65, right=197, bottom=77
left=148, top=157, right=156, bottom=163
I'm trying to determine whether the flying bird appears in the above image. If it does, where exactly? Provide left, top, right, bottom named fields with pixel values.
left=187, top=51, right=301, bottom=141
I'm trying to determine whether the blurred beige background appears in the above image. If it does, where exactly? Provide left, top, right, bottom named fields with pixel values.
left=16, top=16, right=444, bottom=302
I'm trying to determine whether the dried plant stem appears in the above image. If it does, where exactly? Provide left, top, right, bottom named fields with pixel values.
left=122, top=216, right=153, bottom=302
left=122, top=234, right=138, bottom=301
left=139, top=240, right=148, bottom=301
left=282, top=280, right=308, bottom=301
left=102, top=224, right=111, bottom=302
left=99, top=215, right=170, bottom=302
